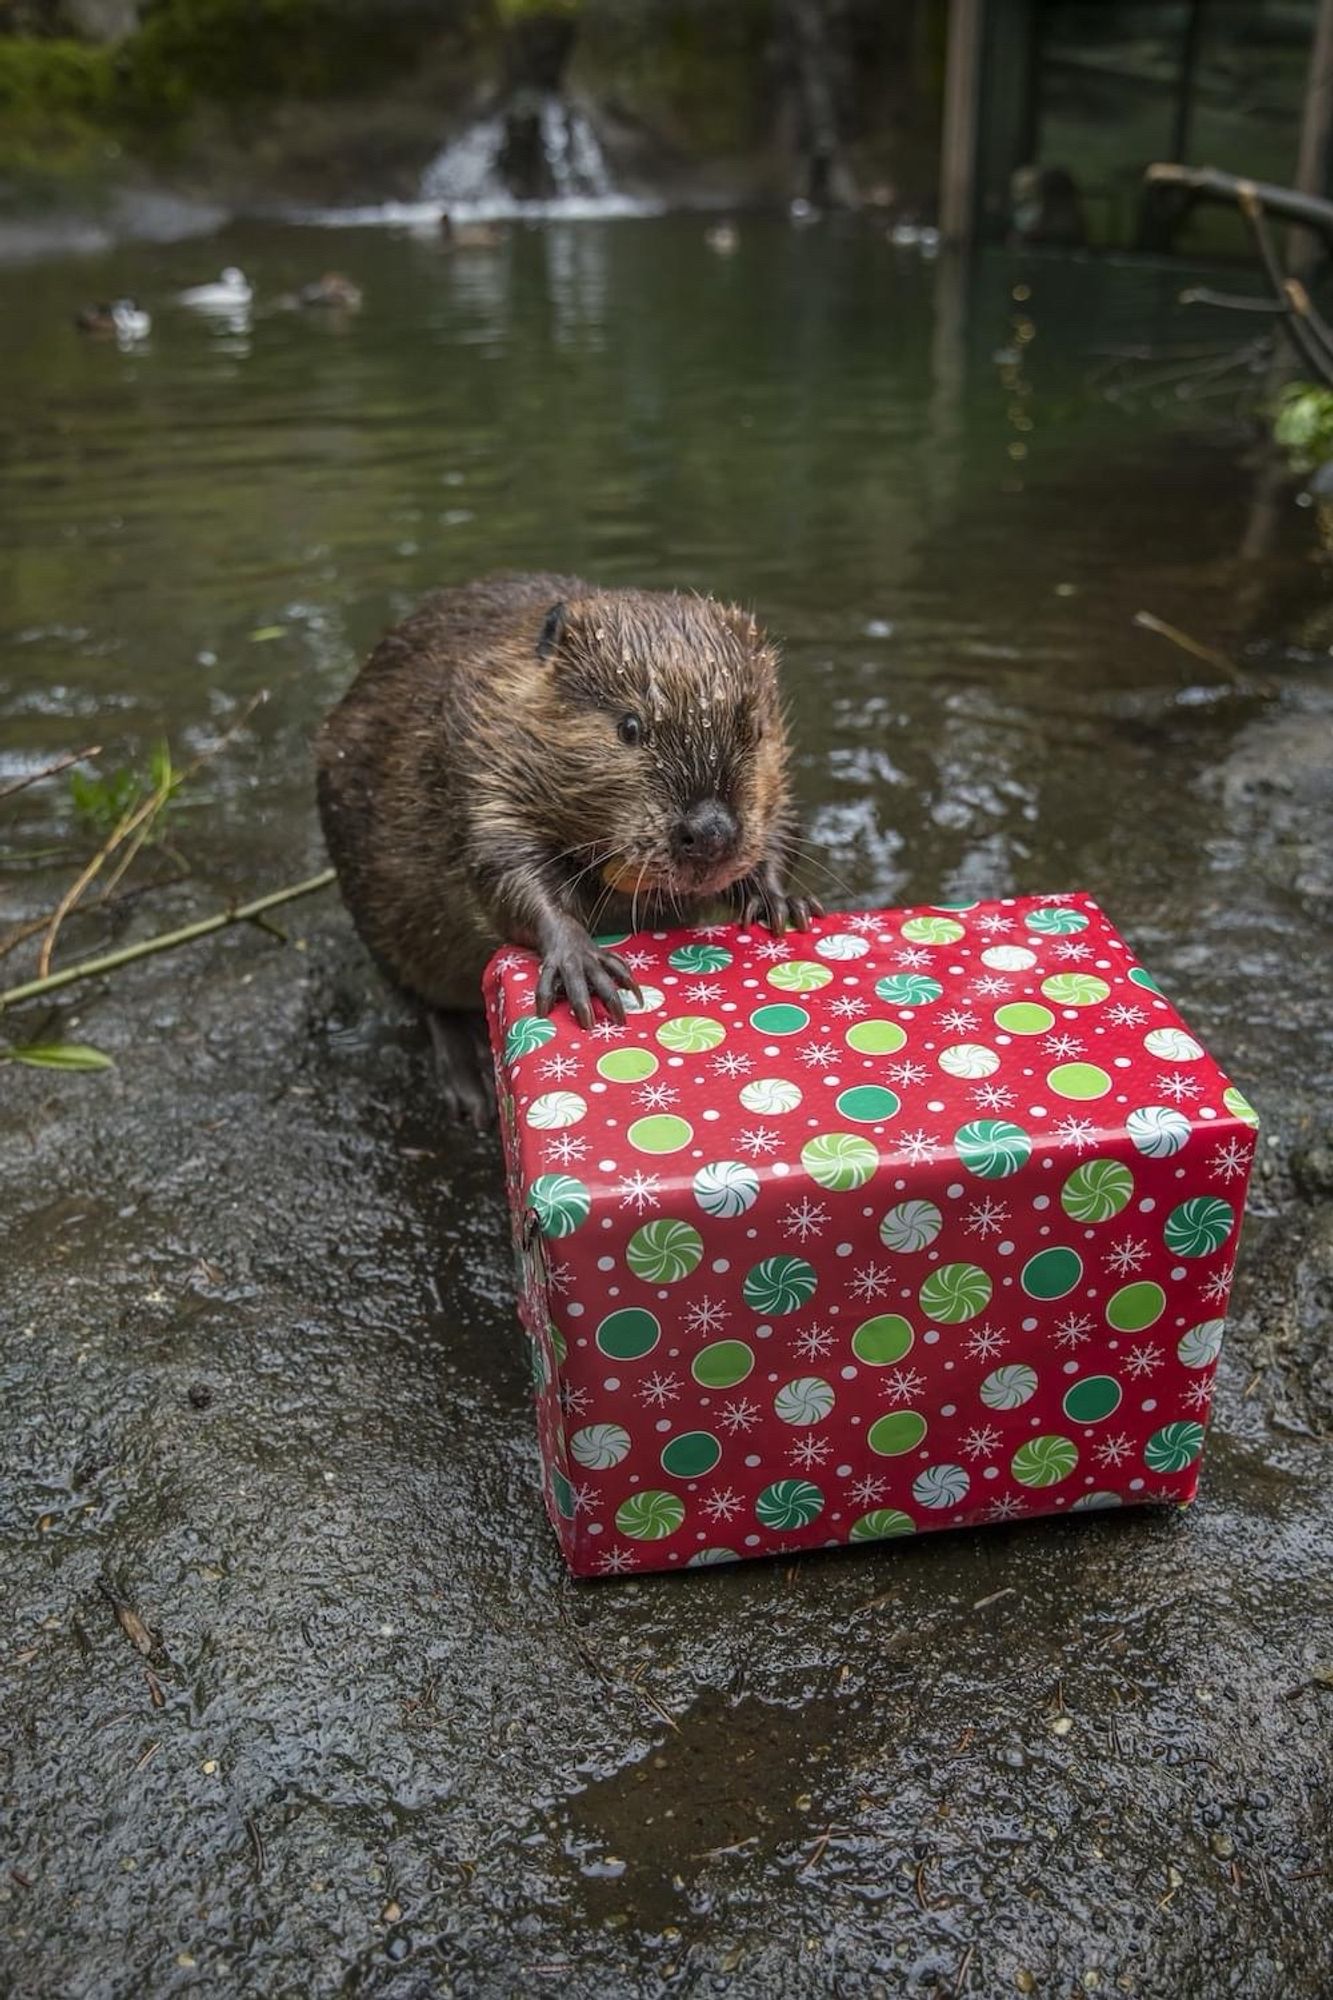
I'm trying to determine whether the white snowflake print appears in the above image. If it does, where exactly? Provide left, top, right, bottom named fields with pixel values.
left=850, top=1262, right=894, bottom=1302
left=798, top=1039, right=840, bottom=1069
left=590, top=1020, right=627, bottom=1042
left=719, top=1396, right=762, bottom=1434
left=848, top=913, right=887, bottom=935
left=622, top=949, right=657, bottom=971
left=887, top=1059, right=928, bottom=1089
left=795, top=1322, right=835, bottom=1360
left=1159, top=1071, right=1202, bottom=1104
left=546, top=1258, right=572, bottom=1296
left=966, top=1323, right=1007, bottom=1362
left=560, top=1382, right=591, bottom=1417
left=756, top=939, right=790, bottom=962
left=1211, top=1137, right=1251, bottom=1182
left=790, top=1434, right=832, bottom=1471
left=977, top=913, right=1014, bottom=936
left=636, top=1082, right=680, bottom=1111
left=596, top=1546, right=638, bottom=1575
left=830, top=994, right=869, bottom=1020
left=961, top=1423, right=1003, bottom=1460
left=986, top=1496, right=1027, bottom=1522
left=966, top=1196, right=1009, bottom=1239
left=1107, top=1002, right=1146, bottom=1028
left=1053, top=1311, right=1094, bottom=1351
left=539, top=1052, right=579, bottom=1082
left=1094, top=1433, right=1133, bottom=1468
left=882, top=1366, right=926, bottom=1404
left=1184, top=1377, right=1214, bottom=1412
left=618, top=1171, right=663, bottom=1214
left=545, top=1132, right=588, bottom=1167
left=971, top=974, right=1012, bottom=999
left=972, top=1081, right=1017, bottom=1112
left=712, top=1049, right=754, bottom=1079
left=703, top=1487, right=742, bottom=1522
left=783, top=1197, right=830, bottom=1243
left=1053, top=939, right=1092, bottom=962
left=739, top=1126, right=780, bottom=1156
left=1105, top=1236, right=1149, bottom=1277
left=849, top=1473, right=888, bottom=1505
left=1043, top=1032, right=1085, bottom=1060
left=1053, top=1116, right=1098, bottom=1153
left=898, top=1129, right=941, bottom=1165
left=1038, top=892, right=1078, bottom=903
left=685, top=980, right=724, bottom=1005
left=1202, top=1265, right=1234, bottom=1306
left=569, top=1480, right=601, bottom=1515
left=1123, top=1343, right=1164, bottom=1380
left=685, top=1296, right=730, bottom=1338
left=639, top=1370, right=682, bottom=1407
left=693, top=924, right=730, bottom=939
left=493, top=950, right=528, bottom=974
left=895, top=946, right=933, bottom=968
left=940, top=1007, right=979, bottom=1035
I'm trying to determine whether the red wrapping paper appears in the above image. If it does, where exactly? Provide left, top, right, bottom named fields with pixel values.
left=483, top=894, right=1258, bottom=1579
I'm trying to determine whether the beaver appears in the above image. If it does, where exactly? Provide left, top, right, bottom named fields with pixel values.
left=315, top=573, right=817, bottom=1123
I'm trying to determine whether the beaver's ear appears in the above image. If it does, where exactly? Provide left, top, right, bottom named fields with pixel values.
left=536, top=601, right=567, bottom=660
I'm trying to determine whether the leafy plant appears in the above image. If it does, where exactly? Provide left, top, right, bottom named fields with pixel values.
left=68, top=739, right=177, bottom=840
left=1273, top=383, right=1333, bottom=470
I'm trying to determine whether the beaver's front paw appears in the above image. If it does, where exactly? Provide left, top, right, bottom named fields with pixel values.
left=736, top=872, right=823, bottom=936
left=536, top=918, right=643, bottom=1029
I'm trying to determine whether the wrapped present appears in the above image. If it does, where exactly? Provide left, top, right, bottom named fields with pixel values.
left=483, top=894, right=1258, bottom=1579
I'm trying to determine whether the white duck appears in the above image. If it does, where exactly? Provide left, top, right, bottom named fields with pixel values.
left=178, top=266, right=252, bottom=310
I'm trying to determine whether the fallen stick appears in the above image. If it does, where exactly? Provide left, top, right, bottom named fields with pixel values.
left=0, top=869, right=336, bottom=1011
left=0, top=746, right=101, bottom=803
left=1132, top=610, right=1247, bottom=688
left=1145, top=162, right=1333, bottom=241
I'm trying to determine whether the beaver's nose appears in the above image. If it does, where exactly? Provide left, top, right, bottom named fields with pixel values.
left=672, top=798, right=739, bottom=865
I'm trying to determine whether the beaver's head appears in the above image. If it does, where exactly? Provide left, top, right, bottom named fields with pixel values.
left=531, top=588, right=790, bottom=909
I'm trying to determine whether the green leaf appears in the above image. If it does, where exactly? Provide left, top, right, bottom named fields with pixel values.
left=5, top=1041, right=115, bottom=1071
left=248, top=626, right=286, bottom=642
left=149, top=737, right=174, bottom=795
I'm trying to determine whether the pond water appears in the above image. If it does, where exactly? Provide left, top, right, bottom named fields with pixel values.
left=2, top=221, right=1331, bottom=1997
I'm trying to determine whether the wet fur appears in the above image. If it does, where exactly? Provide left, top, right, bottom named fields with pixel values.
left=315, top=573, right=802, bottom=1022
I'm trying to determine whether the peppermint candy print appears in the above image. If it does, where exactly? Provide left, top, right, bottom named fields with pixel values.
left=484, top=892, right=1258, bottom=1576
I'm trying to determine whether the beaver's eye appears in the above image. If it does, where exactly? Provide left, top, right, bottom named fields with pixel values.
left=617, top=713, right=643, bottom=747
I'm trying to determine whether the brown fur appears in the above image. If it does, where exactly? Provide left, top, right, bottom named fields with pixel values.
left=315, top=573, right=804, bottom=1018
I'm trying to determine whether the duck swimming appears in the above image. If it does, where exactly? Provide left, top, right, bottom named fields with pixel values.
left=178, top=266, right=252, bottom=309
left=296, top=272, right=363, bottom=310
left=439, top=212, right=506, bottom=251
left=74, top=298, right=151, bottom=343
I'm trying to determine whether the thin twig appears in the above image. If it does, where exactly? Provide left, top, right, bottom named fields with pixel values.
left=0, top=745, right=101, bottom=803
left=1237, top=185, right=1333, bottom=384
left=0, top=867, right=190, bottom=964
left=1145, top=162, right=1333, bottom=242
left=1133, top=610, right=1246, bottom=688
left=0, top=870, right=336, bottom=1011
left=1178, top=286, right=1286, bottom=314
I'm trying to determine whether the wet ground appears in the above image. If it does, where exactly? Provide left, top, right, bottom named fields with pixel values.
left=1, top=221, right=1331, bottom=1997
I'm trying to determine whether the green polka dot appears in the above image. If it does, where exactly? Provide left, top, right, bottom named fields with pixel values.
left=551, top=1467, right=575, bottom=1519
left=1047, top=1062, right=1112, bottom=1100
left=845, top=1020, right=907, bottom=1055
left=1223, top=1086, right=1259, bottom=1127
left=1128, top=965, right=1162, bottom=993
left=1063, top=1375, right=1122, bottom=1423
left=616, top=1489, right=685, bottom=1540
left=656, top=1015, right=726, bottom=1053
left=1011, top=1433, right=1079, bottom=1486
left=849, top=1508, right=916, bottom=1541
left=628, top=1114, right=693, bottom=1153
left=596, top=1308, right=661, bottom=1359
left=994, top=1002, right=1055, bottom=1035
left=1040, top=973, right=1111, bottom=1008
left=593, top=931, right=630, bottom=946
left=766, top=960, right=833, bottom=992
left=868, top=1410, right=928, bottom=1456
left=834, top=1085, right=900, bottom=1123
left=852, top=1314, right=914, bottom=1364
left=1020, top=1246, right=1083, bottom=1299
left=597, top=1048, right=658, bottom=1083
left=1106, top=1281, right=1166, bottom=1332
left=749, top=1003, right=809, bottom=1035
left=901, top=915, right=965, bottom=943
left=660, top=1430, right=722, bottom=1478
left=692, top=1340, right=754, bottom=1389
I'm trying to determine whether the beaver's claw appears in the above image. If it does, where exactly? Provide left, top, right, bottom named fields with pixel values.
left=536, top=918, right=643, bottom=1029
left=736, top=876, right=823, bottom=936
